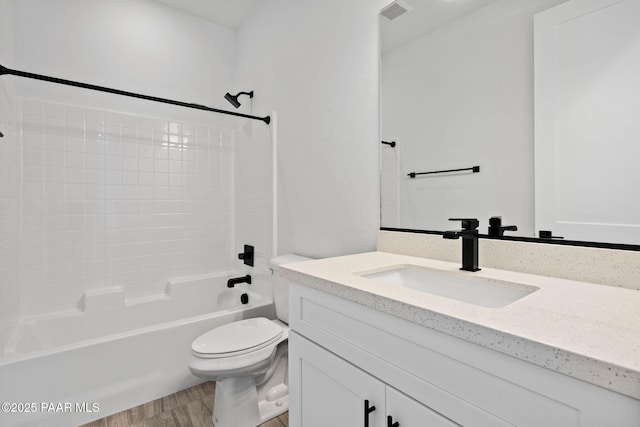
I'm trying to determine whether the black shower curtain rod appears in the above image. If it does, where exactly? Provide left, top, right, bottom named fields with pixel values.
left=0, top=64, right=271, bottom=125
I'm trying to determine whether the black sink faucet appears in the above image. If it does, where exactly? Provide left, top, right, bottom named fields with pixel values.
left=443, top=218, right=480, bottom=272
left=488, top=216, right=518, bottom=237
left=227, top=275, right=252, bottom=288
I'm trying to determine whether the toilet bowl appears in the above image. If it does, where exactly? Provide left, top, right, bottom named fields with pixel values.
left=188, top=254, right=312, bottom=427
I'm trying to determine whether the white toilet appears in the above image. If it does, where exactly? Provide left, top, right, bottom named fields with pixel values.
left=188, top=254, right=311, bottom=427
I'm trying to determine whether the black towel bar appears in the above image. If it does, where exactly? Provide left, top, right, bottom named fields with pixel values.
left=408, top=165, right=480, bottom=178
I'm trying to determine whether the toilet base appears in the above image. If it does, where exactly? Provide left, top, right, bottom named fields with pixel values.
left=212, top=344, right=289, bottom=427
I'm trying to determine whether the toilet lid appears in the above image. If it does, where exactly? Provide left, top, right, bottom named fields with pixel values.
left=191, top=317, right=283, bottom=357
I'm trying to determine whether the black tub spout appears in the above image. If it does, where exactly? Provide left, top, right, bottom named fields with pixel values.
left=227, top=275, right=252, bottom=288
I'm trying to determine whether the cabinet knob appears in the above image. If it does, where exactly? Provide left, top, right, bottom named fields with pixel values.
left=364, top=400, right=376, bottom=427
left=387, top=415, right=400, bottom=427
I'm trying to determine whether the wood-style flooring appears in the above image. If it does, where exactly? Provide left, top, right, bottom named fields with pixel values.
left=79, top=382, right=288, bottom=427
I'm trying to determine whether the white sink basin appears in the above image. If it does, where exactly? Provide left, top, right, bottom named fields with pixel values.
left=361, top=266, right=538, bottom=308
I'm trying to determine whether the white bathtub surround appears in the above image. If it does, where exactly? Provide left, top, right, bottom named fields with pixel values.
left=16, top=98, right=237, bottom=317
left=280, top=252, right=640, bottom=401
left=0, top=80, right=19, bottom=331
left=79, top=286, right=125, bottom=312
left=0, top=95, right=276, bottom=426
left=0, top=273, right=274, bottom=427
left=233, top=119, right=275, bottom=276
left=378, top=230, right=640, bottom=291
left=2, top=272, right=275, bottom=359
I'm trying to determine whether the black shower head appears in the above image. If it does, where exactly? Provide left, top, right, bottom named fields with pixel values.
left=224, top=91, right=253, bottom=109
left=224, top=92, right=241, bottom=108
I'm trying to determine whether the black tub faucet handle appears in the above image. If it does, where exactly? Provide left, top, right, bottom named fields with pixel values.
left=238, top=244, right=254, bottom=267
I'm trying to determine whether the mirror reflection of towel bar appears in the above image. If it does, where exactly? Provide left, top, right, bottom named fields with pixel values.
left=408, top=165, right=480, bottom=178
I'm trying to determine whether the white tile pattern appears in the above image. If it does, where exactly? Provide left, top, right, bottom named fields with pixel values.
left=0, top=81, right=20, bottom=329
left=17, top=98, right=236, bottom=316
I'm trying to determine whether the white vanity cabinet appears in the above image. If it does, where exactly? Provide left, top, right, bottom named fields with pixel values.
left=291, top=332, right=457, bottom=427
left=288, top=283, right=640, bottom=427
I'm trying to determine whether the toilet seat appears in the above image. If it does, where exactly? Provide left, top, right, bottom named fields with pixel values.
left=189, top=321, right=289, bottom=377
left=191, top=317, right=284, bottom=359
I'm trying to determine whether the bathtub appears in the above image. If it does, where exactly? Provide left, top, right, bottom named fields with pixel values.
left=0, top=272, right=274, bottom=427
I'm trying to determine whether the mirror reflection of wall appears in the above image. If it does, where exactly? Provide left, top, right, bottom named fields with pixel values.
left=534, top=0, right=640, bottom=245
left=381, top=0, right=567, bottom=234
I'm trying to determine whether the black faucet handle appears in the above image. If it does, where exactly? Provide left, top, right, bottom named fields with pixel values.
left=489, top=216, right=502, bottom=227
left=488, top=216, right=518, bottom=236
left=448, top=218, right=479, bottom=230
left=238, top=244, right=254, bottom=267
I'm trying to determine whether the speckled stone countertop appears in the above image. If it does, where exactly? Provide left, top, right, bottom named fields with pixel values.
left=280, top=251, right=640, bottom=400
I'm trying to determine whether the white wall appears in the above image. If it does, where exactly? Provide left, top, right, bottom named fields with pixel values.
left=0, top=1, right=14, bottom=71
left=236, top=0, right=386, bottom=258
left=381, top=0, right=567, bottom=235
left=6, top=0, right=236, bottom=112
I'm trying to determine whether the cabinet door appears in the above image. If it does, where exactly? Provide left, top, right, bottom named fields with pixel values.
left=289, top=331, right=385, bottom=427
left=386, top=387, right=459, bottom=427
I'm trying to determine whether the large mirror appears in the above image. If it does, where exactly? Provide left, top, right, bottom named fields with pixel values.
left=380, top=0, right=640, bottom=246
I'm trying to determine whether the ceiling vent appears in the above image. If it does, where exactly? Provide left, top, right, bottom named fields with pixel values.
left=381, top=1, right=413, bottom=21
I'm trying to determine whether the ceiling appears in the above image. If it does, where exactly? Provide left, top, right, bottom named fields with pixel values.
left=381, top=0, right=500, bottom=54
left=152, top=0, right=259, bottom=28
left=151, top=0, right=499, bottom=52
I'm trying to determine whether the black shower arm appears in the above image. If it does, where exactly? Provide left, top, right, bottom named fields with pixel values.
left=0, top=64, right=270, bottom=125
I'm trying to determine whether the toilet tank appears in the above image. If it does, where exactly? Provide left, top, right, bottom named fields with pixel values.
left=270, top=254, right=313, bottom=324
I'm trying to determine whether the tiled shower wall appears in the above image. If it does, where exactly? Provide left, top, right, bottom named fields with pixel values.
left=18, top=98, right=235, bottom=317
left=0, top=82, right=19, bottom=327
